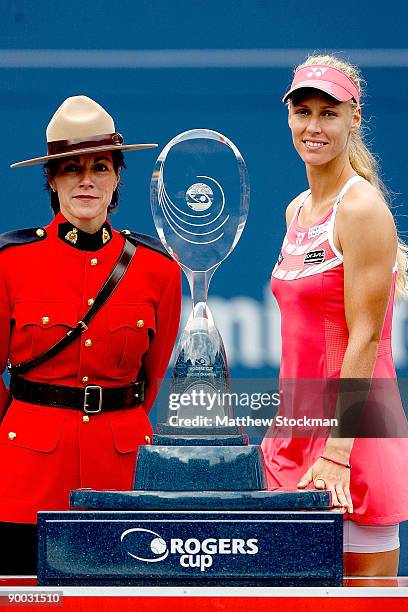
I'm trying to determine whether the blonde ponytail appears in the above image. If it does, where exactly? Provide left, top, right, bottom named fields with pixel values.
left=295, top=54, right=408, bottom=299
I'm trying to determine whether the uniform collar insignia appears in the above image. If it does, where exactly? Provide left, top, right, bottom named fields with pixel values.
left=58, top=221, right=113, bottom=251
left=65, top=228, right=78, bottom=244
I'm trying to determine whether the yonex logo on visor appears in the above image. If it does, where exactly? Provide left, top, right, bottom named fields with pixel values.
left=306, top=67, right=328, bottom=78
left=283, top=65, right=360, bottom=106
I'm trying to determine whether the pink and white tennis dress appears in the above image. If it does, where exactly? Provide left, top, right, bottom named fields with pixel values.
left=261, top=176, right=408, bottom=525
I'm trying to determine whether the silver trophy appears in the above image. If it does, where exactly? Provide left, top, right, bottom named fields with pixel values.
left=150, top=129, right=249, bottom=423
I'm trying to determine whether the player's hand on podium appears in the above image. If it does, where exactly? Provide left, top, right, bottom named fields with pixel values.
left=297, top=455, right=353, bottom=513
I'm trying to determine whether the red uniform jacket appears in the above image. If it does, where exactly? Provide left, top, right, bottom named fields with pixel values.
left=0, top=212, right=182, bottom=523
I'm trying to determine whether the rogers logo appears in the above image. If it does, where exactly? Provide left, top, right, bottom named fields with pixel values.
left=120, top=528, right=259, bottom=572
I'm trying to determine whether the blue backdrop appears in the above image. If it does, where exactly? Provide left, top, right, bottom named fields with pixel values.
left=1, top=0, right=407, bottom=573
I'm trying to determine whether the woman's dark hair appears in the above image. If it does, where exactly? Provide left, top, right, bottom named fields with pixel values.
left=44, top=150, right=126, bottom=215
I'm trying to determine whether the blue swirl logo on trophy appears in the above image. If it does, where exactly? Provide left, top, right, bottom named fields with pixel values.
left=151, top=129, right=249, bottom=425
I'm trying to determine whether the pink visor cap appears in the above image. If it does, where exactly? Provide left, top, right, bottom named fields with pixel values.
left=282, top=65, right=360, bottom=105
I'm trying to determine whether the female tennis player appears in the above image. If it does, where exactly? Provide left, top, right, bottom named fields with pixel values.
left=261, top=55, right=408, bottom=576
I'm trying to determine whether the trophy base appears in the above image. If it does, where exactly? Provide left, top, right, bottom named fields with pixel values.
left=156, top=423, right=242, bottom=436
left=134, top=444, right=266, bottom=491
left=152, top=433, right=248, bottom=446
left=37, top=435, right=343, bottom=587
left=70, top=488, right=332, bottom=511
left=37, top=506, right=343, bottom=586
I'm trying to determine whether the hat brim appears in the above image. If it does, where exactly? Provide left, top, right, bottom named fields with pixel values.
left=10, top=143, right=158, bottom=168
left=282, top=79, right=355, bottom=104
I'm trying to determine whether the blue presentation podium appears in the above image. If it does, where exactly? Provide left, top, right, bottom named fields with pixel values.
left=37, top=426, right=343, bottom=586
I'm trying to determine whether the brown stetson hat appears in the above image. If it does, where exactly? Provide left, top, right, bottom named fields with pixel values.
left=11, top=95, right=157, bottom=168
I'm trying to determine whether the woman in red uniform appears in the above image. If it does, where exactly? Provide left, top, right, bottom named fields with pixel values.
left=0, top=95, right=181, bottom=573
left=261, top=55, right=408, bottom=576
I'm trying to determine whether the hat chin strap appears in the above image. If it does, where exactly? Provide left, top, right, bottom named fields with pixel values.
left=47, top=132, right=124, bottom=156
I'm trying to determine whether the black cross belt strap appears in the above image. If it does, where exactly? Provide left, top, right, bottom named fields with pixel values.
left=9, top=239, right=137, bottom=376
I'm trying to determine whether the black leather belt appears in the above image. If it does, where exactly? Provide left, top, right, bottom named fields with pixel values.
left=10, top=375, right=145, bottom=414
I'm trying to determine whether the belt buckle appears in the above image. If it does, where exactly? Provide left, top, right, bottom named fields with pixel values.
left=84, top=385, right=102, bottom=414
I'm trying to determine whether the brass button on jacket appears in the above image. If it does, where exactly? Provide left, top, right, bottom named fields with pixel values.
left=84, top=339, right=92, bottom=347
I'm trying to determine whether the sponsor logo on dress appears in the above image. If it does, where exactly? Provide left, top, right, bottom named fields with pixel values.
left=307, top=222, right=329, bottom=239
left=295, top=232, right=306, bottom=245
left=277, top=251, right=283, bottom=265
left=304, top=249, right=325, bottom=265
